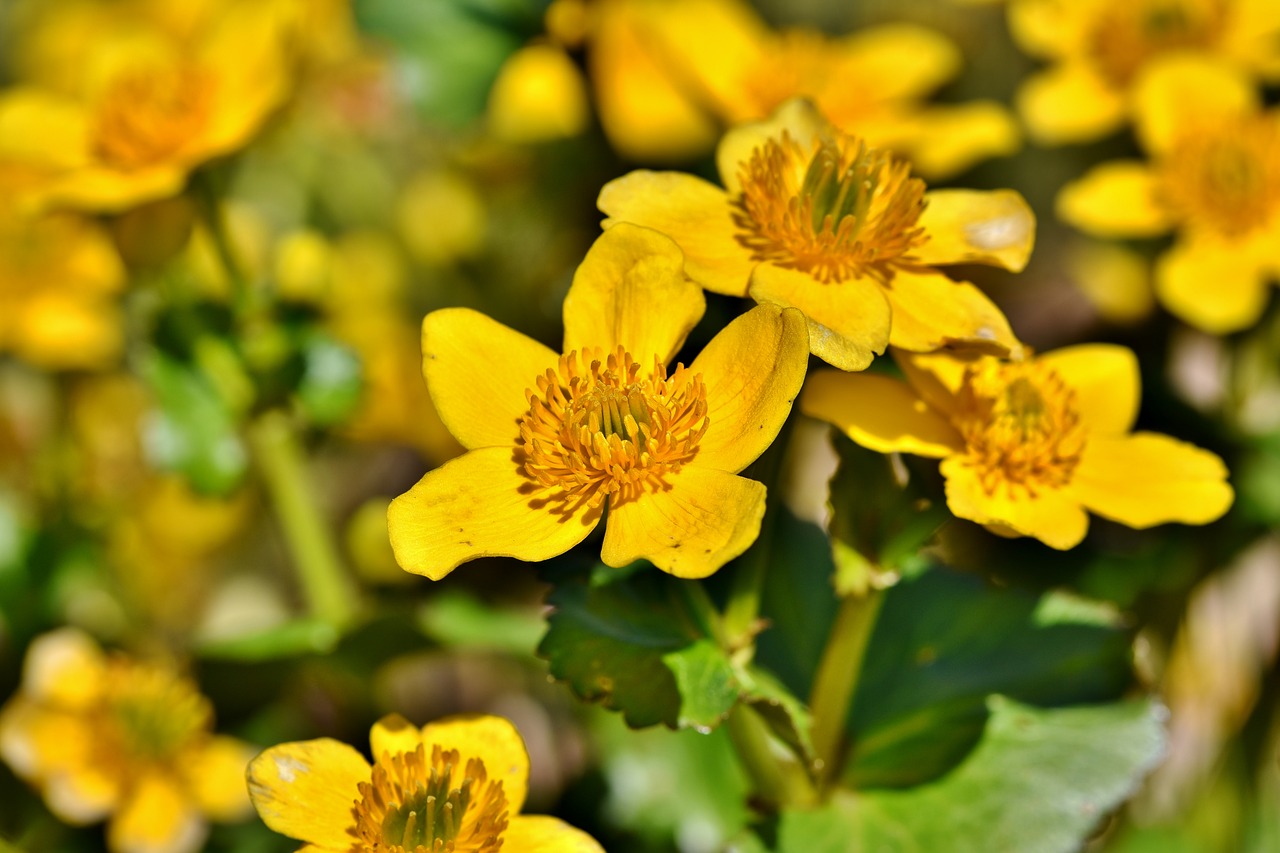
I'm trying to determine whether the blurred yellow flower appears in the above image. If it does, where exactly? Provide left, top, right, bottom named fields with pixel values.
left=488, top=43, right=591, bottom=145
left=0, top=628, right=254, bottom=853
left=600, top=99, right=1032, bottom=371
left=249, top=713, right=603, bottom=852
left=388, top=224, right=809, bottom=580
left=802, top=345, right=1234, bottom=549
left=1010, top=0, right=1280, bottom=144
left=1057, top=58, right=1280, bottom=333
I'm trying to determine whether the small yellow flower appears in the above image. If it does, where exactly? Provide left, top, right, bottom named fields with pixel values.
left=600, top=99, right=1032, bottom=372
left=1009, top=0, right=1280, bottom=144
left=248, top=713, right=604, bottom=852
left=0, top=628, right=254, bottom=853
left=801, top=345, right=1233, bottom=549
left=388, top=224, right=809, bottom=579
left=487, top=43, right=591, bottom=144
left=1057, top=57, right=1280, bottom=333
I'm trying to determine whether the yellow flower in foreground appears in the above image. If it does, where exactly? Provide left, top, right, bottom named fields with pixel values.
left=1010, top=0, right=1280, bottom=144
left=248, top=713, right=603, bottom=852
left=801, top=345, right=1233, bottom=549
left=600, top=99, right=1032, bottom=372
left=0, top=628, right=254, bottom=853
left=388, top=224, right=809, bottom=579
left=1057, top=57, right=1280, bottom=333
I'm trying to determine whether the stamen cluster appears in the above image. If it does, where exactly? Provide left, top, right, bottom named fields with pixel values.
left=98, top=661, right=212, bottom=766
left=1087, top=0, right=1222, bottom=85
left=1158, top=117, right=1280, bottom=237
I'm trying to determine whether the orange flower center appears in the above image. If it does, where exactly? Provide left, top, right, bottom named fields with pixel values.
left=1158, top=117, right=1280, bottom=237
left=953, top=361, right=1086, bottom=496
left=354, top=744, right=508, bottom=853
left=519, top=345, right=709, bottom=509
left=93, top=64, right=215, bottom=170
left=732, top=131, right=927, bottom=283
left=1088, top=0, right=1223, bottom=85
left=99, top=661, right=211, bottom=765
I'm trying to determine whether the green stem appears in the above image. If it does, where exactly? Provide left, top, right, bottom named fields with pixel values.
left=190, top=170, right=250, bottom=314
left=726, top=703, right=816, bottom=809
left=249, top=410, right=358, bottom=627
left=808, top=587, right=885, bottom=788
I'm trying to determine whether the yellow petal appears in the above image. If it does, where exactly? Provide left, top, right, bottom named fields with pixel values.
left=418, top=715, right=530, bottom=815
left=690, top=304, right=809, bottom=472
left=601, top=467, right=766, bottom=578
left=941, top=457, right=1090, bottom=550
left=1007, top=0, right=1086, bottom=59
left=1066, top=239, right=1155, bottom=324
left=34, top=165, right=189, bottom=214
left=748, top=264, right=891, bottom=371
left=1057, top=161, right=1173, bottom=238
left=1070, top=433, right=1233, bottom=528
left=0, top=89, right=90, bottom=167
left=421, top=308, right=557, bottom=450
left=504, top=815, right=605, bottom=852
left=1016, top=64, right=1125, bottom=145
left=107, top=772, right=206, bottom=853
left=563, top=224, right=705, bottom=363
left=20, top=627, right=107, bottom=709
left=369, top=713, right=421, bottom=761
left=247, top=739, right=369, bottom=848
left=891, top=101, right=1022, bottom=180
left=894, top=349, right=973, bottom=417
left=915, top=189, right=1035, bottom=272
left=185, top=736, right=255, bottom=822
left=1038, top=344, right=1140, bottom=436
left=1134, top=57, right=1257, bottom=155
left=15, top=292, right=123, bottom=370
left=387, top=447, right=602, bottom=580
left=800, top=370, right=962, bottom=457
left=717, top=98, right=826, bottom=195
left=882, top=269, right=1018, bottom=355
left=598, top=171, right=748, bottom=296
left=1155, top=239, right=1269, bottom=334
left=1225, top=0, right=1280, bottom=78
left=488, top=44, right=590, bottom=144
left=832, top=23, right=960, bottom=102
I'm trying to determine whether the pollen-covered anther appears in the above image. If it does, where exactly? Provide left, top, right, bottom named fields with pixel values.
left=731, top=131, right=928, bottom=283
left=1158, top=117, right=1280, bottom=237
left=93, top=64, right=215, bottom=170
left=519, top=345, right=709, bottom=507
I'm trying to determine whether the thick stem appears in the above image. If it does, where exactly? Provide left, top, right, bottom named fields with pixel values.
left=726, top=703, right=816, bottom=810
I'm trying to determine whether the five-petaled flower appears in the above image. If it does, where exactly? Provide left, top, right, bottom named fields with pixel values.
left=387, top=224, right=809, bottom=580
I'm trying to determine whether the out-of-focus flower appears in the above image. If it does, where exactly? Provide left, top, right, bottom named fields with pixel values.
left=0, top=628, right=254, bottom=853
left=801, top=345, right=1233, bottom=549
left=1009, top=0, right=1280, bottom=144
left=248, top=713, right=603, bottom=852
left=600, top=99, right=1032, bottom=371
left=1066, top=239, right=1155, bottom=324
left=388, top=224, right=809, bottom=579
left=1057, top=58, right=1280, bottom=333
left=396, top=170, right=487, bottom=267
left=488, top=43, right=591, bottom=145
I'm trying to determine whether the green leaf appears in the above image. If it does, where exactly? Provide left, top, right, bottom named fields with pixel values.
left=294, top=332, right=362, bottom=426
left=416, top=589, right=544, bottom=654
left=196, top=618, right=340, bottom=661
left=662, top=639, right=742, bottom=733
left=778, top=697, right=1165, bottom=853
left=739, top=665, right=815, bottom=765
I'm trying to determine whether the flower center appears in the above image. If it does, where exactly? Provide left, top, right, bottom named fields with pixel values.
left=1088, top=0, right=1223, bottom=85
left=93, top=64, right=215, bottom=170
left=1158, top=118, right=1280, bottom=237
left=354, top=744, right=508, bottom=853
left=101, top=661, right=212, bottom=763
left=953, top=361, right=1086, bottom=496
left=732, top=131, right=927, bottom=283
left=519, top=345, right=709, bottom=509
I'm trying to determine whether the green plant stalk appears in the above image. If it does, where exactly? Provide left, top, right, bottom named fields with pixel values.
left=726, top=703, right=816, bottom=809
left=190, top=169, right=251, bottom=315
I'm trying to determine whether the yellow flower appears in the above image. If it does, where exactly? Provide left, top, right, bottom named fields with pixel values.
left=1057, top=57, right=1280, bottom=333
left=248, top=713, right=604, bottom=852
left=487, top=43, right=591, bottom=144
left=387, top=224, right=809, bottom=579
left=0, top=628, right=254, bottom=853
left=801, top=345, right=1233, bottom=549
left=599, top=99, right=1032, bottom=372
left=1010, top=0, right=1280, bottom=144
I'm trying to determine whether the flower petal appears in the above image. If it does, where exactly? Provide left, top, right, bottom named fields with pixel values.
left=419, top=715, right=530, bottom=815
left=915, top=189, right=1035, bottom=272
left=1057, top=161, right=1173, bottom=238
left=1016, top=64, right=1125, bottom=145
left=107, top=772, right=207, bottom=853
left=690, top=304, right=809, bottom=473
left=882, top=269, right=1018, bottom=355
left=1039, top=344, right=1140, bottom=436
left=247, top=739, right=369, bottom=848
left=369, top=713, right=423, bottom=761
left=1134, top=57, right=1257, bottom=155
left=749, top=264, right=891, bottom=371
left=0, top=701, right=117, bottom=823
left=0, top=89, right=90, bottom=167
left=33, top=165, right=190, bottom=214
left=388, top=447, right=602, bottom=580
left=598, top=171, right=748, bottom=296
left=601, top=467, right=766, bottom=578
left=1155, top=239, right=1269, bottom=334
left=889, top=101, right=1022, bottom=180
left=800, top=370, right=962, bottom=457
left=1007, top=0, right=1087, bottom=59
left=504, top=815, right=605, bottom=852
left=1067, top=239, right=1155, bottom=324
left=832, top=24, right=960, bottom=102
left=15, top=292, right=123, bottom=370
left=941, top=457, right=1090, bottom=550
left=563, top=224, right=705, bottom=363
left=422, top=308, right=558, bottom=450
left=20, top=627, right=107, bottom=709
left=717, top=98, right=826, bottom=195
left=894, top=349, right=973, bottom=417
left=184, top=736, right=255, bottom=822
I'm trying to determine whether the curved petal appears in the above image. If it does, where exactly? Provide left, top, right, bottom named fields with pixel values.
left=1134, top=57, right=1257, bottom=155
left=419, top=715, right=530, bottom=815
left=1038, top=344, right=1140, bottom=436
left=601, top=468, right=766, bottom=578
left=33, top=165, right=189, bottom=214
left=422, top=308, right=558, bottom=450
left=0, top=703, right=113, bottom=818
left=941, top=457, right=1090, bottom=550
left=915, top=190, right=1035, bottom=272
left=882, top=269, right=1018, bottom=356
left=247, top=739, right=369, bottom=849
left=690, top=304, right=809, bottom=473
left=369, top=713, right=421, bottom=762
left=387, top=447, right=602, bottom=580
left=717, top=98, right=827, bottom=195
left=21, top=628, right=107, bottom=709
left=800, top=370, right=962, bottom=457
left=830, top=24, right=959, bottom=102
left=1155, top=239, right=1269, bottom=334
left=185, top=736, right=255, bottom=822
left=1007, top=0, right=1087, bottom=59
left=894, top=349, right=974, bottom=417
left=598, top=171, right=749, bottom=296
left=504, top=815, right=605, bottom=852
left=107, top=772, right=207, bottom=853
left=1070, top=433, right=1233, bottom=528
left=748, top=264, right=891, bottom=371
left=0, top=89, right=91, bottom=167
left=1016, top=64, right=1125, bottom=145
left=563, top=224, right=705, bottom=362
left=1056, top=161, right=1173, bottom=238
left=890, top=101, right=1022, bottom=180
